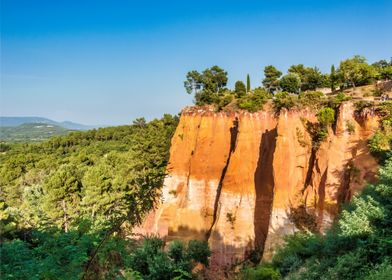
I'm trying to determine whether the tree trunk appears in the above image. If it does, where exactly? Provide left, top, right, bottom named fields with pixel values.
left=62, top=199, right=68, bottom=233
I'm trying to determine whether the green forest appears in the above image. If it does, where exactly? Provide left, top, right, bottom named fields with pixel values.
left=1, top=55, right=392, bottom=279
left=0, top=115, right=211, bottom=279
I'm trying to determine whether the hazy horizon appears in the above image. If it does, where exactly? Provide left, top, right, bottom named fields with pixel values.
left=1, top=0, right=392, bottom=125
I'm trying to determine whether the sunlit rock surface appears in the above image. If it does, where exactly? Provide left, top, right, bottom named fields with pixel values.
left=137, top=103, right=379, bottom=268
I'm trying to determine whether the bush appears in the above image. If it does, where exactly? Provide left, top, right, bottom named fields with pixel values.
left=354, top=100, right=373, bottom=114
left=270, top=156, right=392, bottom=279
left=273, top=92, right=297, bottom=112
left=346, top=121, right=355, bottom=134
left=298, top=91, right=324, bottom=109
left=0, top=143, right=11, bottom=152
left=242, top=265, right=281, bottom=280
left=317, top=108, right=335, bottom=127
left=327, top=92, right=351, bottom=109
left=187, top=240, right=211, bottom=266
left=168, top=240, right=186, bottom=263
left=272, top=232, right=321, bottom=276
left=368, top=129, right=392, bottom=161
left=238, top=88, right=269, bottom=112
left=363, top=262, right=392, bottom=280
left=216, top=92, right=234, bottom=111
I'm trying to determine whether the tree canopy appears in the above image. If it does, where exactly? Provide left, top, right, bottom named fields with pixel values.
left=263, top=65, right=282, bottom=93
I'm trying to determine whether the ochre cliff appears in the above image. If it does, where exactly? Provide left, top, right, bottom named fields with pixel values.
left=137, top=102, right=379, bottom=269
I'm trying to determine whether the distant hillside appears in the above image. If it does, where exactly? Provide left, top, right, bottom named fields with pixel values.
left=0, top=123, right=73, bottom=142
left=0, top=116, right=98, bottom=130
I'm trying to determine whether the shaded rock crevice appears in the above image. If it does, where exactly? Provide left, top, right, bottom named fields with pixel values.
left=138, top=106, right=379, bottom=266
left=254, top=128, right=277, bottom=257
left=205, top=117, right=239, bottom=240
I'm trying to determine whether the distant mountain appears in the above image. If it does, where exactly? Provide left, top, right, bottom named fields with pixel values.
left=0, top=123, right=71, bottom=142
left=0, top=117, right=98, bottom=130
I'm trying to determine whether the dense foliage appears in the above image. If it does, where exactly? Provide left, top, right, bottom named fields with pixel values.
left=184, top=56, right=391, bottom=113
left=270, top=155, right=392, bottom=279
left=369, top=101, right=392, bottom=162
left=0, top=115, right=211, bottom=279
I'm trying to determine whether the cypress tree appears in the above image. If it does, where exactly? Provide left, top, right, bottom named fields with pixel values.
left=330, top=64, right=336, bottom=92
left=246, top=74, right=251, bottom=93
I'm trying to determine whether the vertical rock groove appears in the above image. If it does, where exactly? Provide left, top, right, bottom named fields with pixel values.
left=183, top=115, right=203, bottom=206
left=254, top=128, right=277, bottom=257
left=205, top=117, right=239, bottom=240
left=303, top=147, right=317, bottom=192
left=316, top=165, right=328, bottom=229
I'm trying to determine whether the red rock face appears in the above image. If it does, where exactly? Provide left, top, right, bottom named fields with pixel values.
left=137, top=103, right=379, bottom=267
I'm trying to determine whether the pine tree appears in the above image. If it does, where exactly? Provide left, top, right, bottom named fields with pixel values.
left=263, top=65, right=282, bottom=93
left=42, top=165, right=82, bottom=231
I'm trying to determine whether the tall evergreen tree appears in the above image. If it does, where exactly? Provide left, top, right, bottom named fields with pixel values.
left=246, top=74, right=251, bottom=93
left=42, top=165, right=83, bottom=232
left=330, top=64, right=337, bottom=92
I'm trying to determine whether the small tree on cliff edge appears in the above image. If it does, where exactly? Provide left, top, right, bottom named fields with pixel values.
left=184, top=66, right=228, bottom=105
left=235, top=80, right=246, bottom=98
left=263, top=65, right=282, bottom=93
left=280, top=73, right=301, bottom=94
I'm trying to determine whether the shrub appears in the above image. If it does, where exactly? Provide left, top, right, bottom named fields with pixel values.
left=216, top=92, right=234, bottom=111
left=270, top=156, right=392, bottom=279
left=187, top=240, right=211, bottom=266
left=242, top=265, right=281, bottom=280
left=317, top=108, right=335, bottom=127
left=238, top=88, right=269, bottom=112
left=298, top=91, right=324, bottom=109
left=354, top=100, right=373, bottom=114
left=0, top=143, right=11, bottom=152
left=273, top=92, right=297, bottom=112
left=327, top=92, right=351, bottom=109
left=234, top=81, right=247, bottom=98
left=368, top=129, right=392, bottom=161
left=346, top=121, right=355, bottom=134
left=363, top=262, right=392, bottom=280
left=168, top=240, right=186, bottom=263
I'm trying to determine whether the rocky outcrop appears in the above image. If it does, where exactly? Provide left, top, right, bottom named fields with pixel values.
left=137, top=103, right=379, bottom=268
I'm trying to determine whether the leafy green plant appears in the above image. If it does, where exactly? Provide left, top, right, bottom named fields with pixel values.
left=187, top=240, right=211, bottom=266
left=238, top=88, right=269, bottom=112
left=242, top=265, right=281, bottom=280
left=273, top=92, right=297, bottom=112
left=270, top=156, right=392, bottom=279
left=298, top=91, right=324, bottom=109
left=317, top=107, right=335, bottom=127
left=346, top=121, right=355, bottom=134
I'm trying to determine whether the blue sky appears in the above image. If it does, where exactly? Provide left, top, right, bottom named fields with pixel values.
left=1, top=0, right=391, bottom=125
